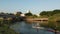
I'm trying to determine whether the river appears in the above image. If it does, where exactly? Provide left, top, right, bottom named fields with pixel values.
left=10, top=21, right=54, bottom=34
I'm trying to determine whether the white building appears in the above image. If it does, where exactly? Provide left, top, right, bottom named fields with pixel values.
left=20, top=14, right=25, bottom=17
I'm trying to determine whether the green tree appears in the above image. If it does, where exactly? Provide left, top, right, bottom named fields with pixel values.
left=33, top=14, right=37, bottom=18
left=48, top=14, right=60, bottom=34
left=25, top=10, right=33, bottom=16
left=16, top=12, right=22, bottom=17
left=39, top=11, right=53, bottom=17
left=53, top=10, right=60, bottom=14
left=39, top=11, right=47, bottom=16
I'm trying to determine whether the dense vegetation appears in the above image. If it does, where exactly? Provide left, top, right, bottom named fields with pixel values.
left=25, top=10, right=33, bottom=16
left=0, top=19, right=19, bottom=34
left=40, top=9, right=60, bottom=17
left=40, top=9, right=60, bottom=32
left=0, top=12, right=21, bottom=34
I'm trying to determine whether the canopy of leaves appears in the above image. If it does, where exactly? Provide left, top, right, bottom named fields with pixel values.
left=0, top=24, right=19, bottom=34
left=16, top=12, right=22, bottom=17
left=39, top=9, right=60, bottom=17
left=49, top=14, right=60, bottom=22
left=25, top=10, right=33, bottom=16
left=48, top=14, right=60, bottom=30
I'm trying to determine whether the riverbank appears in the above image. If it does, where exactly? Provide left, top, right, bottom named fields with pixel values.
left=25, top=17, right=48, bottom=24
left=0, top=24, right=19, bottom=34
left=0, top=20, right=20, bottom=34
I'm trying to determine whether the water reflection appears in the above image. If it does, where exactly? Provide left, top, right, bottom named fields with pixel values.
left=10, top=21, right=54, bottom=34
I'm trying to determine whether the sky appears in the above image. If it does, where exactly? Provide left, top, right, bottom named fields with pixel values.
left=0, top=0, right=60, bottom=14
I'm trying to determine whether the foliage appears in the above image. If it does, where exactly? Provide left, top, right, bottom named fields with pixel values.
left=48, top=14, right=60, bottom=31
left=16, top=12, right=22, bottom=17
left=40, top=23, right=48, bottom=28
left=0, top=19, right=19, bottom=34
left=33, top=14, right=38, bottom=18
left=53, top=10, right=60, bottom=14
left=0, top=24, right=19, bottom=34
left=39, top=11, right=53, bottom=17
left=49, top=14, right=60, bottom=22
left=25, top=10, right=33, bottom=16
left=48, top=22, right=56, bottom=29
left=39, top=9, right=60, bottom=17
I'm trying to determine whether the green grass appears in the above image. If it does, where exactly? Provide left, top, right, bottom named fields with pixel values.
left=0, top=23, right=19, bottom=34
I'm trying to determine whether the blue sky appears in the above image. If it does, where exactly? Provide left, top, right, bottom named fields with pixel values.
left=0, top=0, right=60, bottom=14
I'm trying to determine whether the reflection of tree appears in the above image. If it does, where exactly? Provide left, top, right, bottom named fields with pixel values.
left=40, top=23, right=48, bottom=28
left=48, top=22, right=55, bottom=29
left=48, top=14, right=60, bottom=34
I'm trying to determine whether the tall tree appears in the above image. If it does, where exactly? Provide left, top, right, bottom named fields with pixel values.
left=16, top=12, right=22, bottom=17
left=25, top=10, right=33, bottom=16
left=53, top=10, right=60, bottom=14
left=39, top=11, right=47, bottom=16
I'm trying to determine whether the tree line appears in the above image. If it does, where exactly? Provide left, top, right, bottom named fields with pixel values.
left=24, top=9, right=60, bottom=18
left=40, top=9, right=60, bottom=17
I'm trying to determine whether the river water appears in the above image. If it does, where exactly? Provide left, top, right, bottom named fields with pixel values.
left=10, top=21, right=54, bottom=34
